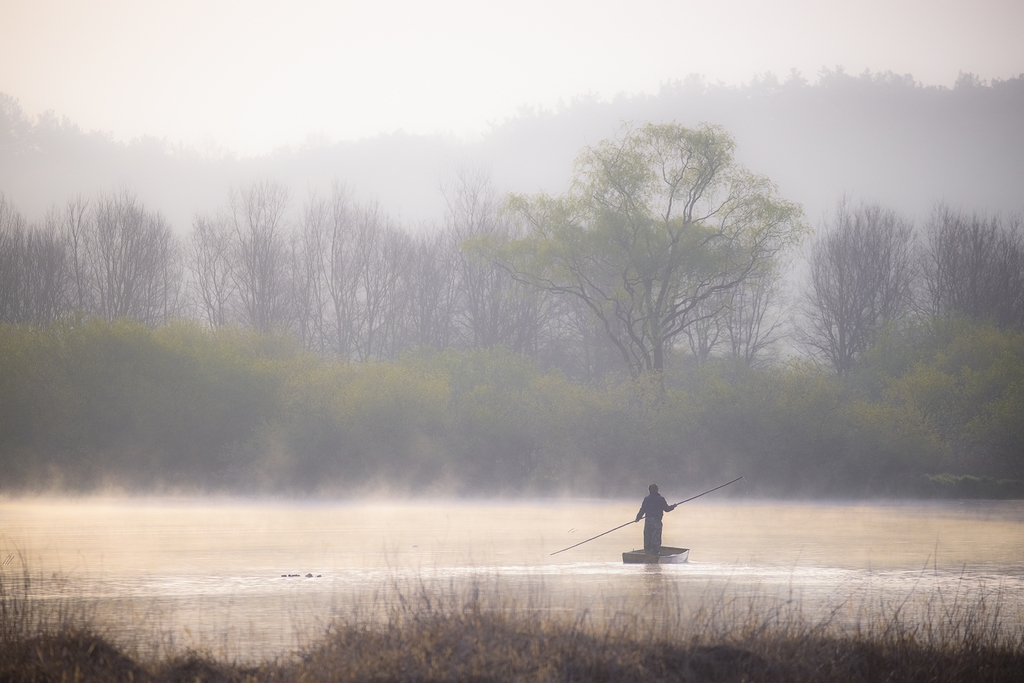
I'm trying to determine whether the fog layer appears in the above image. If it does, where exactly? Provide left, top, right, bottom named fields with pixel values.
left=2, top=70, right=1022, bottom=232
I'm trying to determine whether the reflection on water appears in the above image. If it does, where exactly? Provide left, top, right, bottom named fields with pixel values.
left=1, top=498, right=1022, bottom=659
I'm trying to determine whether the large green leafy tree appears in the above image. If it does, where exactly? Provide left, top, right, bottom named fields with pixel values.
left=499, top=123, right=805, bottom=376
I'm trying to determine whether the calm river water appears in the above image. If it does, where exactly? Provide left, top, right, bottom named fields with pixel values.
left=2, top=497, right=1023, bottom=659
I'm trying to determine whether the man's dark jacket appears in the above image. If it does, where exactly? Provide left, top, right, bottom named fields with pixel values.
left=635, top=492, right=674, bottom=522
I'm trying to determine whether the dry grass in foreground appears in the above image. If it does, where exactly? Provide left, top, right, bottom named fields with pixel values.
left=2, top=565, right=1023, bottom=683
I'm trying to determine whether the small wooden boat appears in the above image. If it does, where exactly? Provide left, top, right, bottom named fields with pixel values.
left=622, top=546, right=689, bottom=564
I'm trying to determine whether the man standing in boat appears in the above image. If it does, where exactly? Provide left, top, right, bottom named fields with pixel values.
left=635, top=484, right=677, bottom=555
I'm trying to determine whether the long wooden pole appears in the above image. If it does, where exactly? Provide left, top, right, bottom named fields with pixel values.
left=669, top=476, right=743, bottom=507
left=549, top=519, right=637, bottom=556
left=548, top=476, right=744, bottom=556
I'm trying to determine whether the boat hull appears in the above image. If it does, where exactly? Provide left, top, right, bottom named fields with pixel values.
left=622, top=546, right=689, bottom=564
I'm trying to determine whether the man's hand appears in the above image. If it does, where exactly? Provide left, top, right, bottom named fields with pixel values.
left=635, top=515, right=643, bottom=522
left=669, top=504, right=678, bottom=511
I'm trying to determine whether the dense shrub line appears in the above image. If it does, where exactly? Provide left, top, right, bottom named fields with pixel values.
left=1, top=317, right=1021, bottom=495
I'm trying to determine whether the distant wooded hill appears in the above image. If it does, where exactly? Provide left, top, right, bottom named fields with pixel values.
left=2, top=69, right=1022, bottom=233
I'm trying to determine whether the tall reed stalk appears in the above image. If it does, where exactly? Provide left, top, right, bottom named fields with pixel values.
left=2, top=563, right=1022, bottom=682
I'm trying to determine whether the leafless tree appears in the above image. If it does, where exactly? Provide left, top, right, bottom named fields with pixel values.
left=293, top=189, right=410, bottom=357
left=293, top=175, right=552, bottom=361
left=85, top=191, right=181, bottom=326
left=683, top=262, right=788, bottom=368
left=0, top=194, right=65, bottom=324
left=800, top=199, right=915, bottom=375
left=50, top=196, right=90, bottom=313
left=351, top=203, right=411, bottom=360
left=683, top=290, right=726, bottom=366
left=721, top=265, right=788, bottom=367
left=921, top=206, right=1024, bottom=329
left=299, top=187, right=426, bottom=359
left=297, top=187, right=384, bottom=359
left=444, top=167, right=548, bottom=354
left=545, top=294, right=624, bottom=382
left=3, top=191, right=183, bottom=326
left=186, top=214, right=235, bottom=328
left=20, top=223, right=68, bottom=323
left=291, top=196, right=331, bottom=353
left=227, top=181, right=292, bottom=334
left=315, top=185, right=361, bottom=358
left=405, top=228, right=459, bottom=351
left=0, top=194, right=29, bottom=322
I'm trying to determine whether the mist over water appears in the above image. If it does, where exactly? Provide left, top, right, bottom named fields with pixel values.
left=3, top=498, right=1022, bottom=660
left=3, top=5, right=1023, bottom=676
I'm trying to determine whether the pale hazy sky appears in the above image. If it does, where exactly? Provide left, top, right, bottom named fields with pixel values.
left=2, top=0, right=1022, bottom=155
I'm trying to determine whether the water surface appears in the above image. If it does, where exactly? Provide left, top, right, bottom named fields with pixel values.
left=2, top=497, right=1022, bottom=659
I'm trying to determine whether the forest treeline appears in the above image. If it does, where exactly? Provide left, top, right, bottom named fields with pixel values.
left=1, top=121, right=1022, bottom=496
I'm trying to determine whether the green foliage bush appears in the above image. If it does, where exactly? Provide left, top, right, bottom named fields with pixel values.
left=0, top=317, right=1021, bottom=496
left=0, top=319, right=288, bottom=490
left=870, top=320, right=1024, bottom=478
